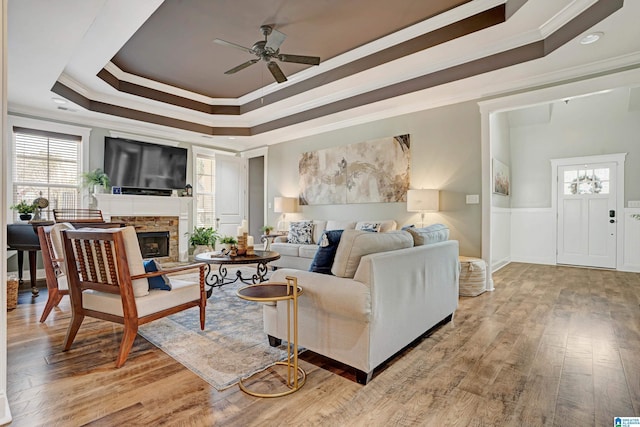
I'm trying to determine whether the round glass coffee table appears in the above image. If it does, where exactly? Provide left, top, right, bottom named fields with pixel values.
left=194, top=250, right=280, bottom=297
left=236, top=276, right=306, bottom=397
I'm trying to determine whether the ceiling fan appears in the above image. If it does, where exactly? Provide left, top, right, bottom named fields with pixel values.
left=214, top=25, right=321, bottom=84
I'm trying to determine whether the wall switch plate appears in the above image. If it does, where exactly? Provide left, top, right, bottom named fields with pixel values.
left=629, top=201, right=640, bottom=208
left=466, top=194, right=480, bottom=204
left=268, top=202, right=272, bottom=209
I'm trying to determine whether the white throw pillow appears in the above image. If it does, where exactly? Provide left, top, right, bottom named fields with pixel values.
left=407, top=224, right=450, bottom=246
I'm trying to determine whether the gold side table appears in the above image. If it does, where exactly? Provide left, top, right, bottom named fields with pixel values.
left=236, top=276, right=306, bottom=397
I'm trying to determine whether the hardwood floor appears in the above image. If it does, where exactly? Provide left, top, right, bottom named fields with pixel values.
left=6, top=263, right=640, bottom=426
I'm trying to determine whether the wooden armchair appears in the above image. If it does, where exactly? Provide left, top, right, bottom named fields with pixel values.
left=37, top=224, right=73, bottom=322
left=53, top=208, right=104, bottom=223
left=61, top=226, right=206, bottom=367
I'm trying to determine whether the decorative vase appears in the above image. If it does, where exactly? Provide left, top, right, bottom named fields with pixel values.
left=19, top=213, right=32, bottom=221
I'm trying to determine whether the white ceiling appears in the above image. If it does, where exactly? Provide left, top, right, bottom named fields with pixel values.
left=7, top=0, right=640, bottom=152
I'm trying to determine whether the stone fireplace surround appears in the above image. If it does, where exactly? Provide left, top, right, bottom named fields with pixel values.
left=95, top=194, right=192, bottom=262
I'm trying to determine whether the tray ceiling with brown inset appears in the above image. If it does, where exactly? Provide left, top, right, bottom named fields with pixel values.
left=8, top=0, right=639, bottom=150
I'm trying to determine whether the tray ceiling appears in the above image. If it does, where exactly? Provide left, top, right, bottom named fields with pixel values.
left=8, top=0, right=640, bottom=151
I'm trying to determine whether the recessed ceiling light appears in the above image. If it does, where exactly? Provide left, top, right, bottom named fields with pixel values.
left=580, top=31, right=603, bottom=45
left=52, top=97, right=67, bottom=104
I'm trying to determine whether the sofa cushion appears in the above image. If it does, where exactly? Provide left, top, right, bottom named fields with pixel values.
left=407, top=223, right=449, bottom=246
left=298, top=244, right=320, bottom=259
left=270, top=242, right=301, bottom=257
left=288, top=220, right=314, bottom=244
left=143, top=259, right=171, bottom=291
left=326, top=220, right=356, bottom=231
left=309, top=230, right=344, bottom=275
left=331, top=230, right=414, bottom=278
left=312, top=220, right=327, bottom=244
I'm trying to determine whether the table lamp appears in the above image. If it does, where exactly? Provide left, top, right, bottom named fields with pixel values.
left=274, top=196, right=297, bottom=232
left=407, top=189, right=439, bottom=227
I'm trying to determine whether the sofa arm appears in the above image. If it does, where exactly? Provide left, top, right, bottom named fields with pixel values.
left=274, top=235, right=288, bottom=243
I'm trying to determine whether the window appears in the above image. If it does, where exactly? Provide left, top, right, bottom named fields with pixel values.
left=563, top=167, right=610, bottom=195
left=195, top=151, right=216, bottom=227
left=11, top=126, right=82, bottom=221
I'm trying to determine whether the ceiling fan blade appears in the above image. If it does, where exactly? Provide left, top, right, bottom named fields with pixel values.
left=267, top=61, right=288, bottom=83
left=265, top=28, right=287, bottom=51
left=224, top=59, right=259, bottom=75
left=278, top=54, right=321, bottom=66
left=213, top=38, right=254, bottom=54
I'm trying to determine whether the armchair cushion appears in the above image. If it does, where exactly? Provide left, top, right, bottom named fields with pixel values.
left=82, top=277, right=200, bottom=317
left=50, top=222, right=75, bottom=274
left=78, top=227, right=149, bottom=297
left=143, top=259, right=171, bottom=291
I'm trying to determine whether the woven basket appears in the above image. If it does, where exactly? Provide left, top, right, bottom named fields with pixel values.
left=459, top=256, right=487, bottom=297
left=7, top=277, right=19, bottom=310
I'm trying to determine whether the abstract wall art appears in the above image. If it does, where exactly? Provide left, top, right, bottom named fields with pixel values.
left=299, top=134, right=410, bottom=205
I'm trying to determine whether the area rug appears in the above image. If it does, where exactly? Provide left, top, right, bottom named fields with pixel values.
left=138, top=267, right=297, bottom=391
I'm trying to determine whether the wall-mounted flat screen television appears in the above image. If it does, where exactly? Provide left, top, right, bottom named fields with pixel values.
left=104, top=137, right=187, bottom=194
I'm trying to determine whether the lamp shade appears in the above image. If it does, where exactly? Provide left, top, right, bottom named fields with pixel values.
left=407, top=189, right=439, bottom=212
left=274, top=196, right=297, bottom=213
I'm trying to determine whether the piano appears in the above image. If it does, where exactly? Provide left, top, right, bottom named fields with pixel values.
left=7, top=221, right=124, bottom=297
left=7, top=223, right=44, bottom=296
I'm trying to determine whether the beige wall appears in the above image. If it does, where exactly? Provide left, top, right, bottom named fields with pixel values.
left=267, top=100, right=482, bottom=257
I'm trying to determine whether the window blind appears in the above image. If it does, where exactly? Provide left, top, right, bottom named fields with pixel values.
left=12, top=127, right=81, bottom=220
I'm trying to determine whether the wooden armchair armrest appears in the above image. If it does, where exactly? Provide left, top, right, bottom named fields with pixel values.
left=131, top=263, right=206, bottom=280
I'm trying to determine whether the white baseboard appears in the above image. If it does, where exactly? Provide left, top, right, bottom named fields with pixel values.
left=618, top=264, right=640, bottom=273
left=0, top=394, right=12, bottom=425
left=491, top=256, right=510, bottom=272
left=6, top=268, right=46, bottom=281
left=510, top=256, right=556, bottom=266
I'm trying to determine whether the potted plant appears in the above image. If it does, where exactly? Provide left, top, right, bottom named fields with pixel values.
left=82, top=168, right=111, bottom=194
left=218, top=235, right=238, bottom=253
left=261, top=225, right=274, bottom=235
left=186, top=226, right=219, bottom=256
left=11, top=200, right=36, bottom=221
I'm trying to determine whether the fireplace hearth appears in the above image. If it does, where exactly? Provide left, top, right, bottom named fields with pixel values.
left=110, top=215, right=180, bottom=262
left=137, top=231, right=170, bottom=258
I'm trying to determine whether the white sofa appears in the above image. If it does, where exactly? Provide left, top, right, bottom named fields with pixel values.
left=264, top=226, right=459, bottom=384
left=270, top=219, right=397, bottom=270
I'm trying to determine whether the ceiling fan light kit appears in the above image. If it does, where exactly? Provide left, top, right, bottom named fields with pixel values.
left=214, top=25, right=321, bottom=83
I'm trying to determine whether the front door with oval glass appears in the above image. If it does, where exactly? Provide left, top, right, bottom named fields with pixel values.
left=557, top=162, right=617, bottom=268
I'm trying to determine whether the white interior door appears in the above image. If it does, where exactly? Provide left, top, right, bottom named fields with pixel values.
left=557, top=162, right=617, bottom=268
left=215, top=154, right=246, bottom=237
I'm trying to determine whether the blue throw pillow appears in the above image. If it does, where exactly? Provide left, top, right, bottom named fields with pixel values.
left=309, top=230, right=344, bottom=275
left=143, top=259, right=171, bottom=291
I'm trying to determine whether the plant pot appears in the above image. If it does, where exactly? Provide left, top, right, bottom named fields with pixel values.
left=193, top=245, right=213, bottom=257
left=19, top=214, right=32, bottom=221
